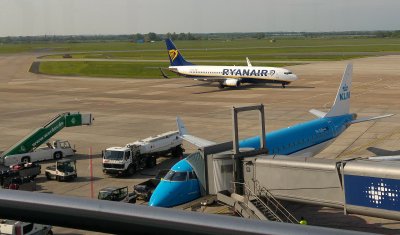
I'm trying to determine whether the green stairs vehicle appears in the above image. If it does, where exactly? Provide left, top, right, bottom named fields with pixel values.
left=0, top=112, right=94, bottom=166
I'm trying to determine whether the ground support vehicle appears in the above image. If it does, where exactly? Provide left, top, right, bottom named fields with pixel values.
left=0, top=163, right=40, bottom=189
left=103, top=130, right=183, bottom=176
left=0, top=112, right=94, bottom=166
left=45, top=159, right=77, bottom=181
left=133, top=169, right=169, bottom=201
left=0, top=219, right=52, bottom=235
left=98, top=186, right=137, bottom=203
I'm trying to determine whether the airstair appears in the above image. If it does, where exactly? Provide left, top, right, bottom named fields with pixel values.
left=0, top=112, right=93, bottom=162
left=217, top=182, right=298, bottom=223
left=251, top=180, right=298, bottom=223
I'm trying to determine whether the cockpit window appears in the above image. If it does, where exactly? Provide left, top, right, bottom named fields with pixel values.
left=164, top=170, right=187, bottom=181
left=284, top=71, right=293, bottom=75
left=189, top=171, right=197, bottom=180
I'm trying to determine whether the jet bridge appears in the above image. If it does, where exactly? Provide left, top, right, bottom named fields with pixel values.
left=184, top=105, right=299, bottom=223
left=184, top=104, right=400, bottom=221
left=243, top=155, right=400, bottom=221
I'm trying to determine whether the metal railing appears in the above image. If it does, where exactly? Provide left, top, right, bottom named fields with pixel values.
left=254, top=180, right=299, bottom=224
left=232, top=181, right=283, bottom=222
left=0, top=190, right=367, bottom=235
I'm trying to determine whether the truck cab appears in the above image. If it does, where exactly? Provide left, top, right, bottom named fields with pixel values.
left=102, top=147, right=135, bottom=175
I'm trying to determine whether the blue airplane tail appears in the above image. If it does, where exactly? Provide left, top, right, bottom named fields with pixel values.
left=165, top=39, right=193, bottom=66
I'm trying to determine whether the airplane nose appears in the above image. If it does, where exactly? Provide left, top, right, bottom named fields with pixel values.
left=291, top=74, right=298, bottom=81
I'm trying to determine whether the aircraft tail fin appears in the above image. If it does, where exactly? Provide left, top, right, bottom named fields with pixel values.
left=325, top=63, right=353, bottom=117
left=165, top=39, right=193, bottom=66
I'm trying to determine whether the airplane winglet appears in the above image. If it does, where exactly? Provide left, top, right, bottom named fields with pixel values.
left=177, top=116, right=188, bottom=136
left=246, top=57, right=252, bottom=67
left=176, top=117, right=216, bottom=148
left=350, top=114, right=394, bottom=124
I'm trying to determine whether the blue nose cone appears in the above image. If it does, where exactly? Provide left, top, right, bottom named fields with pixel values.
left=149, top=159, right=201, bottom=207
left=149, top=180, right=182, bottom=207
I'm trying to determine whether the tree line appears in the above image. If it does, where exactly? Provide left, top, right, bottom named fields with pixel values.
left=1, top=30, right=400, bottom=44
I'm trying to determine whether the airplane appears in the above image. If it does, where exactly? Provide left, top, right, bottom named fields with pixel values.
left=165, top=38, right=298, bottom=89
left=149, top=63, right=394, bottom=207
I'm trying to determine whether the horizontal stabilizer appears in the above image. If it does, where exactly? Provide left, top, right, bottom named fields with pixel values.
left=176, top=117, right=216, bottom=148
left=309, top=109, right=327, bottom=118
left=350, top=114, right=394, bottom=124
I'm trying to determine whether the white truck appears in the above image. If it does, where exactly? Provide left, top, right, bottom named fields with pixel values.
left=102, top=131, right=184, bottom=176
left=0, top=219, right=52, bottom=235
left=3, top=140, right=75, bottom=167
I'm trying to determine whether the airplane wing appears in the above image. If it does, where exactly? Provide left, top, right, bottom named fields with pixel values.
left=350, top=114, right=394, bottom=124
left=176, top=117, right=216, bottom=148
left=367, top=155, right=400, bottom=161
left=192, top=77, right=238, bottom=82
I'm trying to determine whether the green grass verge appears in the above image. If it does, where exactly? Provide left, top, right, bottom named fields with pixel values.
left=3, top=37, right=400, bottom=55
left=38, top=61, right=297, bottom=79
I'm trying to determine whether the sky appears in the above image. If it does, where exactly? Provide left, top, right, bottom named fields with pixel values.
left=1, top=0, right=400, bottom=37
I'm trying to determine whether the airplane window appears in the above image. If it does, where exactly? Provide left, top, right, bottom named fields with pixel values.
left=164, top=170, right=187, bottom=181
left=189, top=171, right=197, bottom=179
left=171, top=172, right=187, bottom=181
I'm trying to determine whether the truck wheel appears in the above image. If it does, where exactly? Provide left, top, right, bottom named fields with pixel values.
left=127, top=165, right=136, bottom=176
left=172, top=146, right=183, bottom=158
left=21, top=157, right=30, bottom=163
left=46, top=172, right=51, bottom=180
left=146, top=157, right=156, bottom=168
left=47, top=230, right=53, bottom=235
left=53, top=152, right=63, bottom=160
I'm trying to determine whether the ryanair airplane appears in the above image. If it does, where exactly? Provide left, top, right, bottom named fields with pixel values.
left=165, top=39, right=298, bottom=88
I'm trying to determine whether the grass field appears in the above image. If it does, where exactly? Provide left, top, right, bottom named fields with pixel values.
left=7, top=37, right=400, bottom=78
left=38, top=61, right=296, bottom=78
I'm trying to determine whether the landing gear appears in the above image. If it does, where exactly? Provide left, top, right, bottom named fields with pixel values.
left=281, top=83, right=286, bottom=88
left=218, top=83, right=225, bottom=89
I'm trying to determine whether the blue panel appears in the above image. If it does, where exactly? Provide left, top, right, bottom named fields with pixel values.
left=344, top=174, right=400, bottom=211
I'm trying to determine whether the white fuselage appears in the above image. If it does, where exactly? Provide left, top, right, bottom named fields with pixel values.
left=169, top=65, right=297, bottom=85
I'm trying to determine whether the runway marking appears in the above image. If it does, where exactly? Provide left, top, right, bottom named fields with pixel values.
left=105, top=89, right=138, bottom=94
left=59, top=88, right=89, bottom=92
left=151, top=83, right=187, bottom=88
left=142, top=91, right=167, bottom=95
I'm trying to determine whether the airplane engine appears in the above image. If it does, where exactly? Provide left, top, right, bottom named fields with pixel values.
left=223, top=79, right=240, bottom=87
